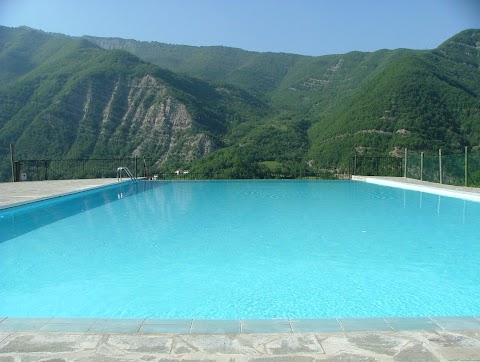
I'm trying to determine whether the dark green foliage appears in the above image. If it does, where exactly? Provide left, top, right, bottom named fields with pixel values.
left=1, top=26, right=480, bottom=182
left=83, top=36, right=302, bottom=96
left=306, top=32, right=480, bottom=169
left=0, top=26, right=268, bottom=180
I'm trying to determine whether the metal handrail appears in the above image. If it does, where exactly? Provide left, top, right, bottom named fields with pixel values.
left=117, top=166, right=137, bottom=182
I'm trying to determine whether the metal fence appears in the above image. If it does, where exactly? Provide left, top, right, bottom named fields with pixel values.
left=151, top=169, right=349, bottom=181
left=13, top=148, right=479, bottom=186
left=352, top=147, right=480, bottom=187
left=10, top=158, right=348, bottom=182
left=350, top=156, right=403, bottom=177
left=13, top=158, right=152, bottom=181
left=404, top=147, right=480, bottom=187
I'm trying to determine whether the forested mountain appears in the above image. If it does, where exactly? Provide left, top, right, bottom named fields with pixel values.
left=83, top=35, right=303, bottom=95
left=0, top=26, right=267, bottom=180
left=1, top=26, right=479, bottom=180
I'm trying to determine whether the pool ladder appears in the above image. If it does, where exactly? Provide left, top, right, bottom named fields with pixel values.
left=117, top=166, right=137, bottom=182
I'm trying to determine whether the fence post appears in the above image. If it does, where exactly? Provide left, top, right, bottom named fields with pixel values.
left=135, top=156, right=138, bottom=178
left=439, top=148, right=443, bottom=184
left=353, top=155, right=357, bottom=175
left=420, top=152, right=424, bottom=181
left=465, top=146, right=468, bottom=187
left=14, top=161, right=20, bottom=182
left=404, top=148, right=408, bottom=178
left=10, top=143, right=15, bottom=182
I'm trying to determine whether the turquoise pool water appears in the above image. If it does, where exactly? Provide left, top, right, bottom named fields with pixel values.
left=1, top=180, right=479, bottom=318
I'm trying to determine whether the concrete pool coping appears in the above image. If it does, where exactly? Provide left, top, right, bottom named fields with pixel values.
left=1, top=316, right=480, bottom=334
left=2, top=177, right=480, bottom=360
left=352, top=175, right=480, bottom=201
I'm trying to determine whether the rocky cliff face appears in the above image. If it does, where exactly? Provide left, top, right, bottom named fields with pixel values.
left=0, top=28, right=241, bottom=178
left=29, top=73, right=216, bottom=166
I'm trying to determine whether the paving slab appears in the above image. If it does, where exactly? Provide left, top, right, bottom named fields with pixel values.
left=0, top=178, right=121, bottom=208
left=0, top=331, right=478, bottom=361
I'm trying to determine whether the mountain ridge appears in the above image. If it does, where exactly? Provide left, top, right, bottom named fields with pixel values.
left=1, top=26, right=479, bottom=180
left=0, top=26, right=268, bottom=179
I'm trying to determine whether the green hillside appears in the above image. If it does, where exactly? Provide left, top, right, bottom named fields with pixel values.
left=307, top=32, right=480, bottom=167
left=0, top=26, right=268, bottom=180
left=83, top=36, right=303, bottom=95
left=1, top=26, right=479, bottom=180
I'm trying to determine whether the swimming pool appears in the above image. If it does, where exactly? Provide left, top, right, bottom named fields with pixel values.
left=1, top=180, right=479, bottom=319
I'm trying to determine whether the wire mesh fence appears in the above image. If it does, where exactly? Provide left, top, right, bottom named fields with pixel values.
left=11, top=158, right=348, bottom=182
left=350, top=156, right=403, bottom=177
left=13, top=158, right=152, bottom=181
left=353, top=147, right=480, bottom=187
left=151, top=169, right=349, bottom=180
left=9, top=147, right=480, bottom=186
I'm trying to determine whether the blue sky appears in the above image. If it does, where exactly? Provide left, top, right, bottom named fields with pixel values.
left=1, top=0, right=479, bottom=56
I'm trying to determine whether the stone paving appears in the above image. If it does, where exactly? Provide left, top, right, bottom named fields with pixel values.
left=2, top=329, right=480, bottom=361
left=352, top=176, right=480, bottom=197
left=0, top=178, right=120, bottom=208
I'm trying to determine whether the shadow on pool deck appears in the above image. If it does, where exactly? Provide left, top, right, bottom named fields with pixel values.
left=2, top=177, right=480, bottom=360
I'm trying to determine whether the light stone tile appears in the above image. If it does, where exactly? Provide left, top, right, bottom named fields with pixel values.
left=394, top=342, right=441, bottom=361
left=345, top=333, right=411, bottom=357
left=139, top=324, right=191, bottom=334
left=89, top=318, right=145, bottom=333
left=424, top=330, right=480, bottom=348
left=178, top=334, right=260, bottom=355
left=436, top=346, right=480, bottom=361
left=89, top=323, right=142, bottom=334
left=337, top=317, right=387, bottom=324
left=290, top=322, right=343, bottom=333
left=437, top=321, right=480, bottom=330
left=0, top=333, right=9, bottom=344
left=384, top=316, right=433, bottom=323
left=341, top=323, right=393, bottom=332
left=1, top=318, right=51, bottom=324
left=429, top=316, right=480, bottom=330
left=40, top=323, right=92, bottom=333
left=431, top=316, right=479, bottom=322
left=140, top=318, right=192, bottom=333
left=0, top=324, right=44, bottom=332
left=0, top=334, right=101, bottom=353
left=338, top=318, right=393, bottom=332
left=107, top=335, right=173, bottom=354
left=387, top=321, right=441, bottom=331
left=49, top=317, right=97, bottom=324
left=241, top=319, right=292, bottom=333
left=263, top=334, right=325, bottom=355
left=95, top=318, right=145, bottom=325
left=289, top=318, right=339, bottom=324
left=191, top=320, right=241, bottom=334
left=144, top=318, right=192, bottom=325
left=385, top=317, right=441, bottom=331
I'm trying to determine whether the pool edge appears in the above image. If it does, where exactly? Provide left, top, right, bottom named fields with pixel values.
left=0, top=179, right=135, bottom=211
left=1, top=316, right=480, bottom=334
left=352, top=175, right=480, bottom=202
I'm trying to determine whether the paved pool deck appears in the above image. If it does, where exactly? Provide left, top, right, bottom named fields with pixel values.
left=352, top=175, right=480, bottom=200
left=1, top=177, right=480, bottom=360
left=0, top=178, right=121, bottom=209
